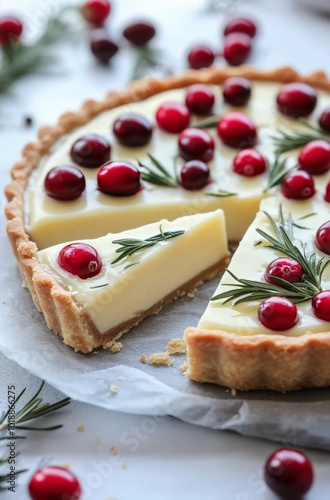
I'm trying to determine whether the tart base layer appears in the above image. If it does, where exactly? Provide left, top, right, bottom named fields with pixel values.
left=185, top=328, right=330, bottom=391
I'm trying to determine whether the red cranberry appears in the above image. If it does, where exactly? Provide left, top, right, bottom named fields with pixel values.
left=44, top=165, right=86, bottom=201
left=281, top=170, right=315, bottom=199
left=315, top=220, right=330, bottom=255
left=0, top=16, right=23, bottom=45
left=217, top=111, right=257, bottom=148
left=298, top=139, right=330, bottom=175
left=70, top=134, right=111, bottom=168
left=264, top=448, right=313, bottom=500
left=81, top=0, right=111, bottom=25
left=258, top=297, right=298, bottom=331
left=58, top=244, right=102, bottom=279
left=223, top=33, right=252, bottom=66
left=276, top=82, right=317, bottom=118
left=265, top=258, right=304, bottom=286
left=156, top=102, right=190, bottom=133
left=180, top=160, right=210, bottom=190
left=324, top=181, right=330, bottom=202
left=223, top=17, right=257, bottom=38
left=187, top=45, right=215, bottom=70
left=223, top=77, right=251, bottom=106
left=312, top=290, right=330, bottom=321
left=232, top=149, right=266, bottom=176
left=90, top=29, right=118, bottom=63
left=178, top=128, right=215, bottom=162
left=29, top=466, right=81, bottom=500
left=97, top=161, right=141, bottom=196
left=319, top=108, right=330, bottom=132
left=185, top=84, right=215, bottom=115
left=113, top=113, right=152, bottom=147
left=123, top=21, right=156, bottom=46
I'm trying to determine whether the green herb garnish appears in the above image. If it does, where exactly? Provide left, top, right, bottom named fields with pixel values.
left=271, top=120, right=329, bottom=156
left=263, top=155, right=295, bottom=192
left=207, top=190, right=237, bottom=198
left=138, top=153, right=177, bottom=187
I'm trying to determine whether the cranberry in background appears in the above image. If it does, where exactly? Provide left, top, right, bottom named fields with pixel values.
left=123, top=21, right=156, bottom=46
left=0, top=16, right=23, bottom=45
left=81, top=0, right=111, bottom=25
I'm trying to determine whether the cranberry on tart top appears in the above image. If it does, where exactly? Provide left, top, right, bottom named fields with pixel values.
left=5, top=66, right=330, bottom=391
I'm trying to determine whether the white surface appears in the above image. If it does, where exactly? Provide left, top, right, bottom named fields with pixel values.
left=1, top=0, right=330, bottom=498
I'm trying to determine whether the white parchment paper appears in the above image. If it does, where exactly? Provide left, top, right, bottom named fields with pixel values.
left=1, top=220, right=330, bottom=451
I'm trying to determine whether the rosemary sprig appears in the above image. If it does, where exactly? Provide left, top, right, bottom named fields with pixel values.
left=271, top=120, right=329, bottom=156
left=0, top=12, right=72, bottom=93
left=263, top=155, right=295, bottom=192
left=0, top=381, right=70, bottom=486
left=111, top=225, right=185, bottom=264
left=138, top=153, right=177, bottom=187
left=211, top=206, right=330, bottom=304
left=130, top=47, right=167, bottom=81
left=207, top=190, right=237, bottom=197
left=193, top=116, right=220, bottom=129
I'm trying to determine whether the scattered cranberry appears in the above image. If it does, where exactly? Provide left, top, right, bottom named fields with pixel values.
left=223, top=33, right=252, bottom=66
left=70, top=134, right=111, bottom=168
left=58, top=244, right=102, bottom=279
left=315, top=220, right=330, bottom=255
left=223, top=77, right=252, bottom=106
left=276, top=82, right=317, bottom=118
left=156, top=102, right=190, bottom=133
left=97, top=161, right=141, bottom=196
left=312, top=290, right=330, bottom=321
left=324, top=181, right=330, bottom=202
left=281, top=170, right=315, bottom=200
left=90, top=29, right=118, bottom=63
left=217, top=111, right=257, bottom=148
left=185, top=84, right=215, bottom=115
left=44, top=165, right=86, bottom=201
left=258, top=296, right=298, bottom=331
left=113, top=113, right=153, bottom=147
left=187, top=45, right=215, bottom=70
left=123, top=21, right=156, bottom=46
left=0, top=16, right=23, bottom=45
left=178, top=128, right=215, bottom=162
left=264, top=448, right=313, bottom=500
left=29, top=466, right=82, bottom=500
left=180, top=160, right=210, bottom=190
left=232, top=149, right=266, bottom=176
left=265, top=258, right=304, bottom=286
left=223, top=17, right=257, bottom=38
left=298, top=139, right=330, bottom=175
left=319, top=108, right=330, bottom=132
left=81, top=0, right=111, bottom=25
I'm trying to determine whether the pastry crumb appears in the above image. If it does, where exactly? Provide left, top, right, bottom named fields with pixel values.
left=111, top=342, right=123, bottom=353
left=180, top=361, right=189, bottom=373
left=118, top=375, right=124, bottom=381
left=95, top=436, right=101, bottom=444
left=231, top=388, right=237, bottom=396
left=76, top=424, right=85, bottom=432
left=110, top=384, right=119, bottom=393
left=166, top=338, right=186, bottom=355
left=148, top=352, right=173, bottom=366
left=140, top=354, right=148, bottom=363
left=61, top=463, right=70, bottom=469
left=187, top=288, right=197, bottom=299
left=121, top=463, right=127, bottom=469
left=110, top=445, right=118, bottom=456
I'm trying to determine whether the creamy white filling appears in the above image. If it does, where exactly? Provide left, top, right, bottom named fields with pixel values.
left=27, top=81, right=328, bottom=249
left=38, top=211, right=228, bottom=333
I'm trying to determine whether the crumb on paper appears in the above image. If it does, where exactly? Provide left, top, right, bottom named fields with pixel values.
left=225, top=389, right=230, bottom=393
left=231, top=388, right=237, bottom=396
left=76, top=424, right=85, bottom=432
left=110, top=445, right=118, bottom=456
left=95, top=436, right=101, bottom=444
left=121, top=463, right=127, bottom=470
left=111, top=342, right=123, bottom=353
left=118, top=375, right=124, bottom=381
left=187, top=288, right=198, bottom=299
left=180, top=361, right=189, bottom=374
left=140, top=354, right=148, bottom=364
left=110, top=384, right=119, bottom=394
left=148, top=352, right=173, bottom=366
left=61, top=464, right=70, bottom=469
left=166, top=338, right=186, bottom=355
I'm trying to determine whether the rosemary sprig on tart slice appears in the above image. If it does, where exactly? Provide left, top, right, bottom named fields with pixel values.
left=138, top=154, right=177, bottom=187
left=271, top=120, right=329, bottom=156
left=212, top=206, right=330, bottom=304
left=207, top=190, right=237, bottom=197
left=192, top=116, right=220, bottom=129
left=263, top=155, right=295, bottom=192
left=111, top=225, right=185, bottom=264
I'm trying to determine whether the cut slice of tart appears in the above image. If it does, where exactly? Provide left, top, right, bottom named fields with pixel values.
left=185, top=196, right=330, bottom=391
left=20, top=210, right=228, bottom=352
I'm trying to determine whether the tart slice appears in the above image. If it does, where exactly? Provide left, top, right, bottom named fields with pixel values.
left=21, top=210, right=228, bottom=352
left=185, top=197, right=330, bottom=391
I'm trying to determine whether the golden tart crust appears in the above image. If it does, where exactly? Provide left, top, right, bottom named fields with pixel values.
left=5, top=66, right=330, bottom=387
